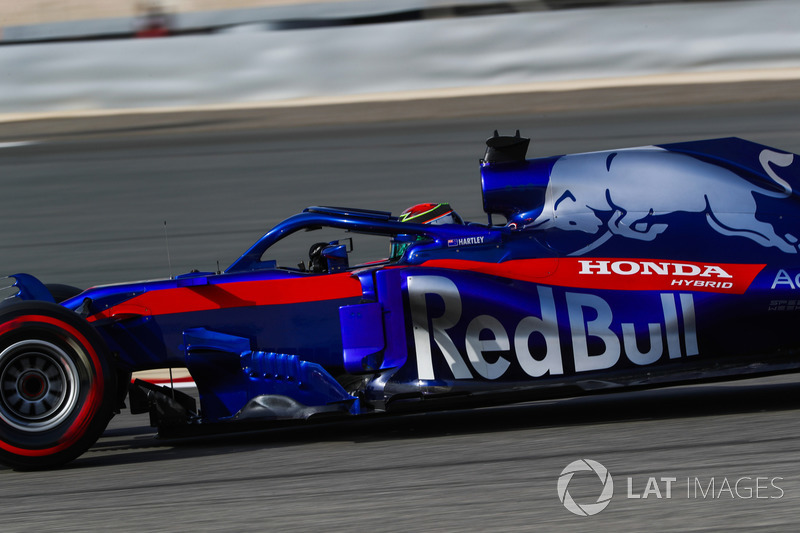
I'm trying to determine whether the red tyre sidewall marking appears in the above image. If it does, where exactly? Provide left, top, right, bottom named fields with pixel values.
left=0, top=315, right=105, bottom=457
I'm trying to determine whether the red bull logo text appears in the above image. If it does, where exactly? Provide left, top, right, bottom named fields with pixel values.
left=408, top=275, right=698, bottom=381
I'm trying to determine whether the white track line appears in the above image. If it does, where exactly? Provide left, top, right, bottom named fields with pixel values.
left=0, top=141, right=38, bottom=149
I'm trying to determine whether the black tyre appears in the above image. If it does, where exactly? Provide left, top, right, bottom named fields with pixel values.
left=0, top=301, right=117, bottom=470
left=44, top=284, right=83, bottom=304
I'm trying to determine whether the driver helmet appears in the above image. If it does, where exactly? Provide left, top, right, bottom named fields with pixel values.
left=397, top=203, right=463, bottom=225
left=391, top=203, right=463, bottom=260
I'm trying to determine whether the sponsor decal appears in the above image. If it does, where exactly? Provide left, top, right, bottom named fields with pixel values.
left=568, top=258, right=763, bottom=294
left=771, top=269, right=800, bottom=290
left=447, top=236, right=486, bottom=247
left=527, top=148, right=796, bottom=255
left=768, top=300, right=800, bottom=312
left=408, top=275, right=698, bottom=381
left=419, top=258, right=764, bottom=294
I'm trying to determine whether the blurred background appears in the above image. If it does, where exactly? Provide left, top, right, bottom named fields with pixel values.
left=0, top=0, right=797, bottom=287
left=0, top=0, right=798, bottom=287
left=3, top=0, right=756, bottom=35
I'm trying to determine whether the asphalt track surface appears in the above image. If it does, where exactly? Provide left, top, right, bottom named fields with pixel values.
left=2, top=93, right=800, bottom=531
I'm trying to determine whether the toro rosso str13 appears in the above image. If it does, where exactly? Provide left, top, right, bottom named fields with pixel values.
left=2, top=132, right=800, bottom=469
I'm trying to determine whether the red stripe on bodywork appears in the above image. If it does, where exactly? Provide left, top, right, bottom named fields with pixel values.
left=419, top=258, right=765, bottom=294
left=131, top=376, right=194, bottom=385
left=90, top=273, right=363, bottom=320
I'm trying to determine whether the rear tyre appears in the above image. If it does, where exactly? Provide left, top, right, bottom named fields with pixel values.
left=0, top=301, right=117, bottom=470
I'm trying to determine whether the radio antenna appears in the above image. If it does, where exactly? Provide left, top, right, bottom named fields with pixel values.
left=164, top=221, right=173, bottom=279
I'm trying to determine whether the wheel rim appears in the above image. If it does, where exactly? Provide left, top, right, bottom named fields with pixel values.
left=0, top=340, right=80, bottom=433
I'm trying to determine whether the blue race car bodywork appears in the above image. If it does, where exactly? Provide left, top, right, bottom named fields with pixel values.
left=2, top=132, right=799, bottom=469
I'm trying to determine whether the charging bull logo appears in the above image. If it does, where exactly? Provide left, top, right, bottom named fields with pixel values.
left=529, top=148, right=796, bottom=255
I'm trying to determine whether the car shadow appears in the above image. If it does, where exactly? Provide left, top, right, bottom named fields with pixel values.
left=42, top=375, right=800, bottom=470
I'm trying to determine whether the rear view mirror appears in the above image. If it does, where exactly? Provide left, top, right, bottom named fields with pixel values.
left=322, top=244, right=349, bottom=272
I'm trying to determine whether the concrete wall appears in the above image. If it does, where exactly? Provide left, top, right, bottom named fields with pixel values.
left=0, top=0, right=798, bottom=117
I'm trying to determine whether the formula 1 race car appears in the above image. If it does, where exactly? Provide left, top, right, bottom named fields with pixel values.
left=2, top=132, right=800, bottom=469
